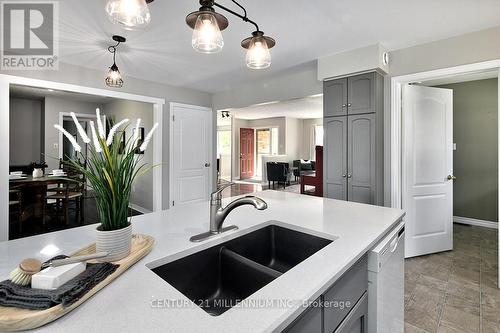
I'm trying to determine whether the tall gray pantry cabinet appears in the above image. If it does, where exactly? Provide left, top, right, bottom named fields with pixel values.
left=323, top=72, right=384, bottom=205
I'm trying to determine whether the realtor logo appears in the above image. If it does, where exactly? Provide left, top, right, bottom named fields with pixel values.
left=1, top=1, right=59, bottom=70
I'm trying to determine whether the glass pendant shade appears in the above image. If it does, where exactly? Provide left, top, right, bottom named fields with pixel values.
left=245, top=36, right=271, bottom=69
left=191, top=13, right=224, bottom=54
left=105, top=0, right=151, bottom=30
left=105, top=64, right=124, bottom=88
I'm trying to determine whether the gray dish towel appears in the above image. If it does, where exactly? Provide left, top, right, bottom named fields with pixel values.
left=0, top=262, right=119, bottom=310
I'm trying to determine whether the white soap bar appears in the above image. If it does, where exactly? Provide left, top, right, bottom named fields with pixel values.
left=32, top=262, right=86, bottom=290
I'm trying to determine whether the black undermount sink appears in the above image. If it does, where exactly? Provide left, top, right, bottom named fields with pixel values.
left=150, top=224, right=333, bottom=316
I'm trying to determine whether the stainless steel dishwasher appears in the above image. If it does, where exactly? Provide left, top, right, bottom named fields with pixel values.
left=367, top=221, right=405, bottom=333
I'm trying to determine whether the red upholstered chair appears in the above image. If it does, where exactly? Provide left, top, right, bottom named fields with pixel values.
left=300, top=146, right=323, bottom=197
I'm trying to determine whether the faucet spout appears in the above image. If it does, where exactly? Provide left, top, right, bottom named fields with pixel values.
left=190, top=183, right=268, bottom=242
left=211, top=196, right=268, bottom=233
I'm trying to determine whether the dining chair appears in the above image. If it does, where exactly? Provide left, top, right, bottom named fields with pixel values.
left=9, top=186, right=24, bottom=234
left=45, top=175, right=85, bottom=226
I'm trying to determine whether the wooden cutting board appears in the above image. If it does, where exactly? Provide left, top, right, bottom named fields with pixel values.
left=0, top=234, right=155, bottom=331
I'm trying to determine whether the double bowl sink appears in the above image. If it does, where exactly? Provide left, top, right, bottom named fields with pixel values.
left=149, top=223, right=334, bottom=316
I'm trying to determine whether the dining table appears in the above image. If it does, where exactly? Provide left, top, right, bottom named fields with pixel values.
left=9, top=175, right=69, bottom=222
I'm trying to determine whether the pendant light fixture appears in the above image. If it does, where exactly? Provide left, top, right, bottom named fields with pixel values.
left=186, top=0, right=275, bottom=69
left=105, top=35, right=126, bottom=88
left=242, top=31, right=275, bottom=69
left=105, top=0, right=153, bottom=30
left=186, top=2, right=228, bottom=54
left=104, top=0, right=276, bottom=69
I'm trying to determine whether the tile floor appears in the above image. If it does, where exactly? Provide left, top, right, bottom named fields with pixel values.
left=405, top=223, right=499, bottom=333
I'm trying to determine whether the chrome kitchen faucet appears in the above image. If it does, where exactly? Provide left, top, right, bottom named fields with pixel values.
left=190, top=183, right=268, bottom=242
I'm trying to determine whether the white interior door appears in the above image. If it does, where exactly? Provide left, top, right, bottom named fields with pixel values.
left=403, top=85, right=453, bottom=258
left=172, top=103, right=212, bottom=206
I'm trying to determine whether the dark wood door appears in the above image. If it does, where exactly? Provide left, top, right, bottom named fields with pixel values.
left=240, top=128, right=255, bottom=179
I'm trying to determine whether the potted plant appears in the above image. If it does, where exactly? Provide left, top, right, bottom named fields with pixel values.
left=55, top=109, right=158, bottom=261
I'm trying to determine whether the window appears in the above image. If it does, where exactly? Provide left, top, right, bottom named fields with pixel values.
left=255, top=128, right=279, bottom=178
left=315, top=125, right=324, bottom=147
left=217, top=130, right=231, bottom=156
left=256, top=129, right=271, bottom=154
left=311, top=125, right=323, bottom=160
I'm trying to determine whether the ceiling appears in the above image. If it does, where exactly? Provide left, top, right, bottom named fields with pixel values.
left=59, top=0, right=500, bottom=93
left=226, top=95, right=323, bottom=120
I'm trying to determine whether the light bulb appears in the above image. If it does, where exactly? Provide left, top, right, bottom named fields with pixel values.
left=105, top=64, right=124, bottom=88
left=105, top=0, right=151, bottom=30
left=246, top=38, right=271, bottom=69
left=192, top=13, right=223, bottom=54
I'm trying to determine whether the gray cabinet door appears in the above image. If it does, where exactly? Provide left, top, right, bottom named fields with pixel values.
left=334, top=293, right=368, bottom=333
left=284, top=304, right=322, bottom=333
left=347, top=114, right=376, bottom=204
left=325, top=117, right=347, bottom=200
left=324, top=78, right=348, bottom=117
left=324, top=256, right=367, bottom=333
left=348, top=73, right=375, bottom=115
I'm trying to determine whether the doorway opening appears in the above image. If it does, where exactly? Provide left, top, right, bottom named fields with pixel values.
left=391, top=61, right=500, bottom=284
left=216, top=94, right=323, bottom=196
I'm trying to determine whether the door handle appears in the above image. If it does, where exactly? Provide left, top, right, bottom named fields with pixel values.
left=342, top=174, right=346, bottom=178
left=389, top=237, right=399, bottom=253
left=204, top=163, right=211, bottom=167
left=347, top=103, right=352, bottom=107
left=347, top=174, right=352, bottom=178
left=447, top=175, right=456, bottom=181
left=342, top=104, right=346, bottom=108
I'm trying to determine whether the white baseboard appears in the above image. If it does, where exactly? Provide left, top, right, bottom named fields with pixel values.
left=453, top=216, right=498, bottom=229
left=129, top=203, right=152, bottom=214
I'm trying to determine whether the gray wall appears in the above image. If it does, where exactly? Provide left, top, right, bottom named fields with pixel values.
left=9, top=98, right=43, bottom=165
left=44, top=96, right=102, bottom=172
left=436, top=79, right=498, bottom=222
left=389, top=26, right=500, bottom=77
left=104, top=100, right=154, bottom=212
left=1, top=61, right=212, bottom=209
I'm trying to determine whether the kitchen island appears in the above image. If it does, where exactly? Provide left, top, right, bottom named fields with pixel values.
left=0, top=191, right=404, bottom=332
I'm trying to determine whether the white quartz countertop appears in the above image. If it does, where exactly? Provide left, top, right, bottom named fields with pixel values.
left=0, top=191, right=405, bottom=333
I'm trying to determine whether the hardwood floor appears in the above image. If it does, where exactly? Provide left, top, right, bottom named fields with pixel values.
left=219, top=181, right=314, bottom=198
left=9, top=195, right=142, bottom=240
left=405, top=224, right=499, bottom=333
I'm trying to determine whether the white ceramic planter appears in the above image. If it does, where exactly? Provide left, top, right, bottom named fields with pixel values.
left=96, top=223, right=132, bottom=261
